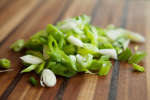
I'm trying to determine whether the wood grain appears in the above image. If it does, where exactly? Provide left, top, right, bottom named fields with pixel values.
left=0, top=0, right=149, bottom=100
left=0, top=0, right=42, bottom=42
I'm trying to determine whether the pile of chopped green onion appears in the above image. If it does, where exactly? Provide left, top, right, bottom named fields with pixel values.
left=10, top=15, right=146, bottom=87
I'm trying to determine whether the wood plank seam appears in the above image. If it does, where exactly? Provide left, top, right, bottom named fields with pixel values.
left=0, top=73, right=23, bottom=100
left=108, top=0, right=129, bottom=100
left=108, top=61, right=120, bottom=100
left=90, top=0, right=101, bottom=23
left=54, top=78, right=69, bottom=100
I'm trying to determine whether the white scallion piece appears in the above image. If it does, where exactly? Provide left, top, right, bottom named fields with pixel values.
left=126, top=32, right=145, bottom=43
left=106, top=29, right=125, bottom=40
left=67, top=35, right=84, bottom=47
left=99, top=49, right=118, bottom=59
left=20, top=55, right=43, bottom=64
left=123, top=39, right=130, bottom=50
left=40, top=69, right=57, bottom=87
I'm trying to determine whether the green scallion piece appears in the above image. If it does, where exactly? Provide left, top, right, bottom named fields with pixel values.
left=0, top=58, right=11, bottom=69
left=132, top=63, right=144, bottom=72
left=10, top=39, right=25, bottom=52
left=29, top=77, right=38, bottom=86
left=128, top=51, right=146, bottom=64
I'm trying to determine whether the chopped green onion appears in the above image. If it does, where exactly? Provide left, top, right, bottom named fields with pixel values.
left=7, top=15, right=146, bottom=88
left=10, top=39, right=25, bottom=52
left=98, top=61, right=112, bottom=76
left=128, top=51, right=146, bottom=64
left=20, top=55, right=43, bottom=65
left=134, top=45, right=139, bottom=51
left=67, top=35, right=84, bottom=47
left=29, top=77, right=38, bottom=86
left=62, top=44, right=76, bottom=55
left=100, top=55, right=110, bottom=61
left=0, top=58, right=11, bottom=69
left=88, top=60, right=101, bottom=70
left=132, top=63, right=144, bottom=72
left=99, top=49, right=118, bottom=59
left=26, top=50, right=43, bottom=59
left=118, top=48, right=132, bottom=61
left=21, top=64, right=38, bottom=73
left=35, top=62, right=45, bottom=74
left=126, top=32, right=145, bottom=43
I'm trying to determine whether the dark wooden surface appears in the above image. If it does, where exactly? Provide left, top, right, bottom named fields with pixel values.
left=0, top=0, right=150, bottom=100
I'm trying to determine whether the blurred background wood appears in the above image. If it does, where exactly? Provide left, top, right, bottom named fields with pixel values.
left=0, top=0, right=150, bottom=100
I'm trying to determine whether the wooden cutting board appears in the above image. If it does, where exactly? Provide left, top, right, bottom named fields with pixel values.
left=0, top=0, right=150, bottom=100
